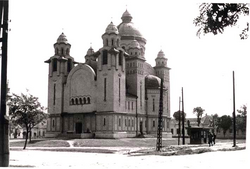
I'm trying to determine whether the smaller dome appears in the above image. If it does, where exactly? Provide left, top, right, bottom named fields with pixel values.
left=121, top=10, right=132, bottom=23
left=129, top=40, right=141, bottom=49
left=105, top=22, right=119, bottom=34
left=157, top=50, right=166, bottom=59
left=57, top=32, right=68, bottom=44
left=145, top=75, right=162, bottom=89
left=87, top=46, right=94, bottom=55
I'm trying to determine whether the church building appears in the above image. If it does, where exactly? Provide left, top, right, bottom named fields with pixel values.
left=45, top=10, right=171, bottom=138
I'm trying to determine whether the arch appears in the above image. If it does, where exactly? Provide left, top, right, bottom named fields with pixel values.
left=102, top=50, right=108, bottom=65
left=111, top=39, right=114, bottom=46
left=103, top=117, right=106, bottom=126
left=83, top=97, right=86, bottom=104
left=75, top=98, right=78, bottom=105
left=61, top=48, right=64, bottom=56
left=119, top=51, right=122, bottom=66
left=117, top=39, right=119, bottom=46
left=67, top=59, right=72, bottom=73
left=52, top=58, right=57, bottom=72
left=71, top=98, right=75, bottom=105
left=79, top=98, right=83, bottom=105
left=87, top=97, right=90, bottom=104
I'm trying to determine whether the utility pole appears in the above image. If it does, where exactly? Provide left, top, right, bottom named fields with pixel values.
left=182, top=87, right=185, bottom=145
left=178, top=97, right=181, bottom=145
left=156, top=79, right=164, bottom=151
left=232, top=71, right=236, bottom=147
left=0, top=0, right=10, bottom=167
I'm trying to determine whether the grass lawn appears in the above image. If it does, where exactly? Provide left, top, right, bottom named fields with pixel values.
left=73, top=138, right=179, bottom=147
left=10, top=139, right=70, bottom=147
left=10, top=138, right=245, bottom=148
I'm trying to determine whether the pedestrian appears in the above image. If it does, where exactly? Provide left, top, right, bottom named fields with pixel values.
left=213, top=132, right=216, bottom=145
left=208, top=132, right=213, bottom=147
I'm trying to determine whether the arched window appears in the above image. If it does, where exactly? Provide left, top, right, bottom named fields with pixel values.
left=53, top=84, right=56, bottom=105
left=61, top=48, right=64, bottom=56
left=67, top=59, right=72, bottom=73
left=106, top=39, right=108, bottom=46
left=111, top=39, right=114, bottom=46
left=79, top=98, right=83, bottom=105
left=119, top=51, right=122, bottom=66
left=52, top=58, right=57, bottom=72
left=153, top=98, right=155, bottom=111
left=56, top=48, right=59, bottom=55
left=66, top=48, right=69, bottom=55
left=103, top=118, right=106, bottom=126
left=87, top=97, right=90, bottom=104
left=102, top=50, right=108, bottom=65
left=71, top=98, right=74, bottom=105
left=75, top=98, right=78, bottom=105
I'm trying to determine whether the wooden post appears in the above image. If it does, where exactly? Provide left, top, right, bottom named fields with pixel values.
left=232, top=71, right=236, bottom=147
left=178, top=97, right=181, bottom=145
left=182, top=87, right=185, bottom=145
left=0, top=0, right=10, bottom=167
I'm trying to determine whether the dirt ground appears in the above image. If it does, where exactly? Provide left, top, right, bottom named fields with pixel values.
left=8, top=138, right=248, bottom=168
left=9, top=149, right=248, bottom=168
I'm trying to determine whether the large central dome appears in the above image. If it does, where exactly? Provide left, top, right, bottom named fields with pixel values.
left=118, top=10, right=144, bottom=39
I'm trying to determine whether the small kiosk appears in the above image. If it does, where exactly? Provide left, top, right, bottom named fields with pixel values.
left=187, top=126, right=213, bottom=144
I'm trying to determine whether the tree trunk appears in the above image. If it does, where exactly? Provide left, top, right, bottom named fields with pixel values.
left=23, top=128, right=29, bottom=149
left=197, top=116, right=200, bottom=126
left=29, top=130, right=32, bottom=142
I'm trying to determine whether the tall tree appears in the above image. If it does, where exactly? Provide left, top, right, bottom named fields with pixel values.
left=194, top=3, right=249, bottom=39
left=173, top=110, right=186, bottom=122
left=236, top=105, right=247, bottom=133
left=193, top=107, right=205, bottom=126
left=217, top=115, right=232, bottom=137
left=7, top=92, right=47, bottom=149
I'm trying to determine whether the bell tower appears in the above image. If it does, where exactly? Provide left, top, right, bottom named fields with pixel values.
left=96, top=22, right=126, bottom=113
left=44, top=33, right=75, bottom=137
left=154, top=50, right=171, bottom=117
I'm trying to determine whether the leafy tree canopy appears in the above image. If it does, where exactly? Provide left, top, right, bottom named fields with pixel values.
left=194, top=3, right=249, bottom=39
left=7, top=92, right=47, bottom=149
left=217, top=115, right=232, bottom=136
left=193, top=107, right=205, bottom=126
left=236, top=105, right=247, bottom=132
left=173, top=110, right=186, bottom=122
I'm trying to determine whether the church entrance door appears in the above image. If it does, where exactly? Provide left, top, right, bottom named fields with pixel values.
left=75, top=122, right=82, bottom=134
left=140, top=121, right=143, bottom=135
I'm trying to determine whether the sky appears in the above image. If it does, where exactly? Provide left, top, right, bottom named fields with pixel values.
left=5, top=0, right=250, bottom=118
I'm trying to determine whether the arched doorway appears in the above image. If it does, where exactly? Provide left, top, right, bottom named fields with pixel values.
left=75, top=122, right=82, bottom=134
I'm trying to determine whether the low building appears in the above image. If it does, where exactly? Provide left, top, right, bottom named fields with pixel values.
left=10, top=121, right=47, bottom=139
left=171, top=115, right=214, bottom=138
